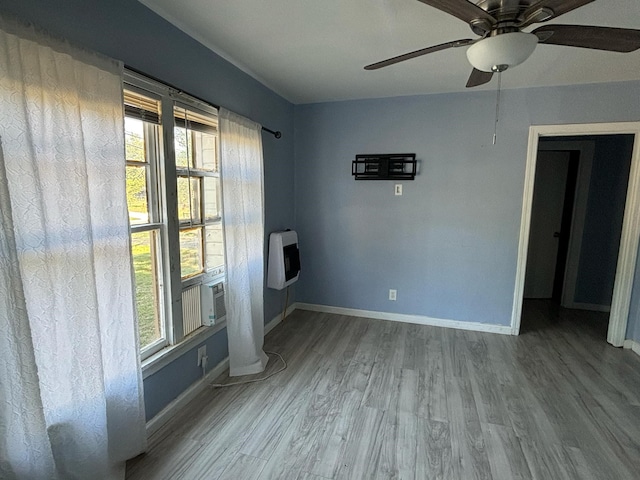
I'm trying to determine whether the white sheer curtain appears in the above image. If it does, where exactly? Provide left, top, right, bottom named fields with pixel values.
left=0, top=18, right=146, bottom=479
left=219, top=108, right=269, bottom=377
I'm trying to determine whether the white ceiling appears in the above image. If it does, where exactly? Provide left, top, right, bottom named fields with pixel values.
left=138, top=0, right=640, bottom=104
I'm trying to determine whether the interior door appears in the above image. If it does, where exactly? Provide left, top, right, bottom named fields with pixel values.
left=524, top=151, right=571, bottom=299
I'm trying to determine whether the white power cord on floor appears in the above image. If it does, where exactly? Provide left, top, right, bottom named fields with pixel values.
left=281, top=286, right=290, bottom=323
left=210, top=351, right=287, bottom=388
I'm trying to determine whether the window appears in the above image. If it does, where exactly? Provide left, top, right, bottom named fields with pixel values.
left=124, top=89, right=166, bottom=356
left=124, top=73, right=225, bottom=360
left=174, top=105, right=224, bottom=280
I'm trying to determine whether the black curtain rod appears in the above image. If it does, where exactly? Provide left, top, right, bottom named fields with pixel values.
left=125, top=65, right=282, bottom=139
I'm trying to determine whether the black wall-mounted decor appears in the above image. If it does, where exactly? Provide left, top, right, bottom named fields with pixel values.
left=352, top=153, right=416, bottom=180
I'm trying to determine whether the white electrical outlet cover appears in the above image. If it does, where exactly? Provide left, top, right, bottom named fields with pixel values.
left=395, top=184, right=402, bottom=196
left=197, top=346, right=206, bottom=365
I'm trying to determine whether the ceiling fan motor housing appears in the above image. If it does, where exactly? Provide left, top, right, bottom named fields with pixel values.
left=466, top=31, right=538, bottom=72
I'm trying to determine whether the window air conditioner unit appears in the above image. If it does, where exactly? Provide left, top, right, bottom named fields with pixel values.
left=201, top=281, right=226, bottom=327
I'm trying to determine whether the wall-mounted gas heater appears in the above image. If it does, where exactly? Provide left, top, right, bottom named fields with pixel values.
left=267, top=230, right=300, bottom=290
left=201, top=280, right=227, bottom=327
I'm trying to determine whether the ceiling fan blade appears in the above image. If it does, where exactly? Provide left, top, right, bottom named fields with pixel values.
left=466, top=69, right=493, bottom=88
left=417, top=0, right=496, bottom=32
left=519, top=0, right=594, bottom=28
left=364, top=39, right=474, bottom=70
left=533, top=24, right=640, bottom=52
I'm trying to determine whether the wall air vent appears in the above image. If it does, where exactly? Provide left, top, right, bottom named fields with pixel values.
left=352, top=153, right=416, bottom=180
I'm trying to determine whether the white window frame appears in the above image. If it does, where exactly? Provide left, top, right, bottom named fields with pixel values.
left=124, top=70, right=225, bottom=362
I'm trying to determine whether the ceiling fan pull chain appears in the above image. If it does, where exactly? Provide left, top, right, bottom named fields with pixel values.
left=493, top=71, right=502, bottom=145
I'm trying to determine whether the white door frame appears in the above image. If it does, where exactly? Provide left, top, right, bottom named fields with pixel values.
left=511, top=122, right=640, bottom=346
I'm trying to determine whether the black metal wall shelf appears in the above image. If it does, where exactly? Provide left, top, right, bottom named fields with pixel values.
left=352, top=153, right=416, bottom=180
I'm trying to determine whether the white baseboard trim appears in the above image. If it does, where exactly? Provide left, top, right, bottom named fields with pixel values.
left=145, top=305, right=295, bottom=436
left=567, top=302, right=611, bottom=313
left=295, top=303, right=513, bottom=335
left=623, top=339, right=640, bottom=357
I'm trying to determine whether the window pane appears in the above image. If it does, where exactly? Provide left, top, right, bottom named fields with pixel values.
left=203, top=176, right=219, bottom=221
left=174, top=126, right=192, bottom=168
left=180, top=228, right=204, bottom=278
left=131, top=230, right=163, bottom=349
left=126, top=165, right=149, bottom=225
left=205, top=224, right=225, bottom=272
left=177, top=176, right=201, bottom=224
left=193, top=130, right=218, bottom=171
left=125, top=117, right=146, bottom=163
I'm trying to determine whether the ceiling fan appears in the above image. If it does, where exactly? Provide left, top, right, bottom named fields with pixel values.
left=364, top=0, right=640, bottom=87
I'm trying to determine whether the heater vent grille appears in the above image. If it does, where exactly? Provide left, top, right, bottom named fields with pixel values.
left=182, top=284, right=202, bottom=336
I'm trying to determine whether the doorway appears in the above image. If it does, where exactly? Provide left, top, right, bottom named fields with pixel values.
left=511, top=122, right=640, bottom=346
left=525, top=139, right=597, bottom=310
left=524, top=149, right=579, bottom=303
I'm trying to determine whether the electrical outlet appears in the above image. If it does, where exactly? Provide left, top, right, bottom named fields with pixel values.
left=389, top=289, right=397, bottom=301
left=197, top=345, right=207, bottom=366
left=395, top=184, right=403, bottom=196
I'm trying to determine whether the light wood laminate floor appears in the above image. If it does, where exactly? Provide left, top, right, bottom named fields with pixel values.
left=126, top=300, right=640, bottom=479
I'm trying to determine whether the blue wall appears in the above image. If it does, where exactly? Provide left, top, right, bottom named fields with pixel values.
left=294, top=82, right=640, bottom=327
left=144, top=329, right=229, bottom=420
left=1, top=0, right=295, bottom=420
left=627, top=254, right=640, bottom=342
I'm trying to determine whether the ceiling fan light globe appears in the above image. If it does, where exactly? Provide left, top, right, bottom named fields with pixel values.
left=466, top=32, right=538, bottom=73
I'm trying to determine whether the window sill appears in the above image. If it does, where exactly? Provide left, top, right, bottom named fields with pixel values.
left=141, top=320, right=227, bottom=379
